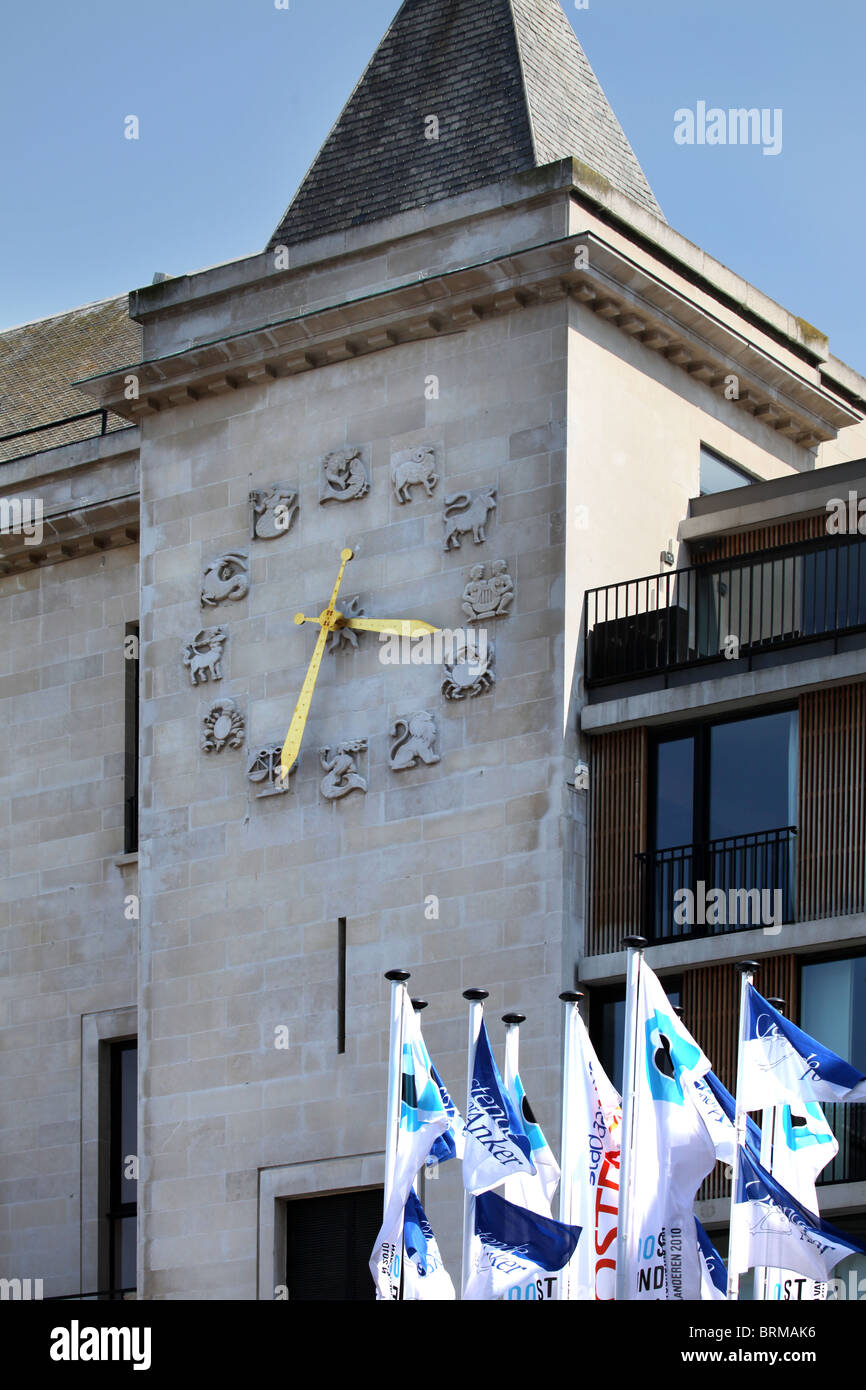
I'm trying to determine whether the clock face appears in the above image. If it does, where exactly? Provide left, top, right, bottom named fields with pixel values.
left=279, top=546, right=440, bottom=777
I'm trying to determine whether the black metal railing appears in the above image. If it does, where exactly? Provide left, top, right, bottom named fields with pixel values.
left=585, top=532, right=866, bottom=685
left=817, top=1103, right=866, bottom=1187
left=637, top=826, right=797, bottom=943
left=45, top=1288, right=136, bottom=1301
left=0, top=409, right=123, bottom=464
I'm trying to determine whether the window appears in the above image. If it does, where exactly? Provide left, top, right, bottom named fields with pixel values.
left=123, top=621, right=139, bottom=853
left=699, top=446, right=755, bottom=495
left=284, top=1188, right=383, bottom=1300
left=107, top=1041, right=137, bottom=1296
left=801, top=952, right=866, bottom=1187
left=645, top=708, right=798, bottom=940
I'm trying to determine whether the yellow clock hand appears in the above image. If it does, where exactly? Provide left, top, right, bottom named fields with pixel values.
left=344, top=617, right=440, bottom=637
left=280, top=621, right=331, bottom=778
left=280, top=549, right=354, bottom=777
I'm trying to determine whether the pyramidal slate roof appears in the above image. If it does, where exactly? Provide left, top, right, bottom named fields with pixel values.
left=268, top=0, right=663, bottom=249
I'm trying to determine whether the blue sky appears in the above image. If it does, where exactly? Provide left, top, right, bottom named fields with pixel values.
left=1, top=0, right=864, bottom=370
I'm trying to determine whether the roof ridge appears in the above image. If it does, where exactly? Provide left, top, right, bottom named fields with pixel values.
left=506, top=0, right=539, bottom=168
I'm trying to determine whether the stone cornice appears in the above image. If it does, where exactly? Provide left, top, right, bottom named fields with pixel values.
left=74, top=235, right=860, bottom=446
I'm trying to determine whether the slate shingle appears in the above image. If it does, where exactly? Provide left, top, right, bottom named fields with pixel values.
left=268, top=0, right=662, bottom=250
left=0, top=297, right=140, bottom=464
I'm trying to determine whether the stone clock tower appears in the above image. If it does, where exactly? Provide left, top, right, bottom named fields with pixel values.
left=7, top=0, right=865, bottom=1300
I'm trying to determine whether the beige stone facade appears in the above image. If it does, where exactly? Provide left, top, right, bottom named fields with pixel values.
left=4, top=1, right=866, bottom=1302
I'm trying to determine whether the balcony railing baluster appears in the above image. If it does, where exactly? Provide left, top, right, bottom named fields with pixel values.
left=585, top=533, right=866, bottom=686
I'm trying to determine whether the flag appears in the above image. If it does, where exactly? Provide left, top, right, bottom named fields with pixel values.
left=370, top=995, right=452, bottom=1299
left=731, top=1148, right=866, bottom=1284
left=695, top=1219, right=727, bottom=1301
left=691, top=1068, right=761, bottom=1165
left=763, top=1101, right=838, bottom=1303
left=742, top=986, right=866, bottom=1111
left=463, top=1189, right=581, bottom=1301
left=623, top=960, right=717, bottom=1300
left=560, top=1011, right=622, bottom=1300
left=502, top=1049, right=560, bottom=1216
left=462, top=1021, right=535, bottom=1195
left=402, top=1188, right=456, bottom=1300
left=426, top=1064, right=464, bottom=1170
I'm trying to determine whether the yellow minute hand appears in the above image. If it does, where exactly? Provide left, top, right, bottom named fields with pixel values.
left=344, top=617, right=440, bottom=637
left=280, top=549, right=354, bottom=776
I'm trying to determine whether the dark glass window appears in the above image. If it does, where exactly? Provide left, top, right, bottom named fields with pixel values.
left=285, top=1188, right=383, bottom=1300
left=645, top=709, right=797, bottom=940
left=699, top=446, right=755, bottom=495
left=108, top=1041, right=137, bottom=1295
left=801, top=953, right=866, bottom=1187
left=124, top=622, right=139, bottom=854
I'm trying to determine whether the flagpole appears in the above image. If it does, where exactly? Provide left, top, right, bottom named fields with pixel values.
left=502, top=1011, right=525, bottom=1096
left=756, top=996, right=787, bottom=1303
left=461, top=988, right=489, bottom=1300
left=615, top=935, right=646, bottom=1303
left=559, top=989, right=584, bottom=1300
left=727, top=960, right=758, bottom=1301
left=383, top=968, right=410, bottom=1297
left=412, top=997, right=429, bottom=1208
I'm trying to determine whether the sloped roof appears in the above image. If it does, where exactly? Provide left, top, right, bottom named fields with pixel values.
left=0, top=296, right=140, bottom=464
left=268, top=0, right=662, bottom=249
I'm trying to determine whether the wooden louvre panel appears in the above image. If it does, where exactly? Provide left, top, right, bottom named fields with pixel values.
left=798, top=685, right=866, bottom=921
left=588, top=728, right=646, bottom=955
left=685, top=956, right=797, bottom=1202
left=693, top=514, right=826, bottom=565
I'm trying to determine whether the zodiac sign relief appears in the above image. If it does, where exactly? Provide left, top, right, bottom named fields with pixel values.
left=250, top=484, right=299, bottom=540
left=443, top=488, right=498, bottom=551
left=201, top=699, right=245, bottom=752
left=248, top=745, right=295, bottom=797
left=391, top=446, right=439, bottom=504
left=201, top=552, right=249, bottom=607
left=319, top=447, right=370, bottom=504
left=320, top=740, right=368, bottom=799
left=441, top=640, right=495, bottom=700
left=389, top=712, right=440, bottom=771
left=462, top=561, right=514, bottom=623
left=183, top=627, right=227, bottom=686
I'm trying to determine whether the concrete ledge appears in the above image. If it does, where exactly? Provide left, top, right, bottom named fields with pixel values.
left=581, top=647, right=866, bottom=733
left=579, top=911, right=866, bottom=986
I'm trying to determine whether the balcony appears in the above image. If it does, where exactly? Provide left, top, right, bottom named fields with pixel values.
left=636, top=826, right=797, bottom=944
left=585, top=532, right=866, bottom=687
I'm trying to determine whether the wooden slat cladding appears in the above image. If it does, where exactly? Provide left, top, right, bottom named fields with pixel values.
left=799, top=685, right=866, bottom=921
left=693, top=514, right=827, bottom=565
left=685, top=956, right=797, bottom=1202
left=588, top=729, right=647, bottom=955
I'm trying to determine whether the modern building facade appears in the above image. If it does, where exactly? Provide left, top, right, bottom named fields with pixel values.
left=2, top=0, right=865, bottom=1300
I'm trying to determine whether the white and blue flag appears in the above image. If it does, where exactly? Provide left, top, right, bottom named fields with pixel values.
left=742, top=986, right=866, bottom=1111
left=695, top=1218, right=727, bottom=1301
left=503, top=1057, right=560, bottom=1216
left=426, top=1064, right=465, bottom=1171
left=402, top=1188, right=456, bottom=1301
left=691, top=1067, right=761, bottom=1165
left=731, top=1148, right=866, bottom=1284
left=625, top=960, right=717, bottom=1300
left=462, top=1021, right=535, bottom=1195
left=463, top=1189, right=581, bottom=1301
left=370, top=995, right=454, bottom=1299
